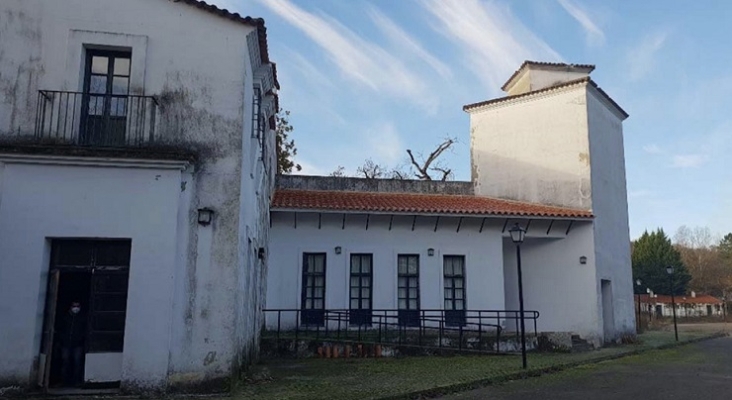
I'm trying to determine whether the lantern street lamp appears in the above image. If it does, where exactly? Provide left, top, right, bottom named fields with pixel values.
left=666, top=266, right=679, bottom=341
left=509, top=223, right=527, bottom=369
left=635, top=279, right=642, bottom=333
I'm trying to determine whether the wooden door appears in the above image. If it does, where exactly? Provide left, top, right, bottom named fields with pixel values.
left=38, top=270, right=60, bottom=389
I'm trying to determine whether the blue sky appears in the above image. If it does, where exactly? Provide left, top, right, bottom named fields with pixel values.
left=212, top=0, right=732, bottom=240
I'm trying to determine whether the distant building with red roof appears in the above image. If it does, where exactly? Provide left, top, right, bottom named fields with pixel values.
left=637, top=292, right=724, bottom=318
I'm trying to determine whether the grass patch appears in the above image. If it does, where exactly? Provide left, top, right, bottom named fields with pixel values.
left=235, top=331, right=721, bottom=400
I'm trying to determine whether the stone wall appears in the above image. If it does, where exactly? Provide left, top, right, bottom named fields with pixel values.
left=276, top=175, right=474, bottom=195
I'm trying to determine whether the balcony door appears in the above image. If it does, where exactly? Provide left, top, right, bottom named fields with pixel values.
left=81, top=49, right=131, bottom=146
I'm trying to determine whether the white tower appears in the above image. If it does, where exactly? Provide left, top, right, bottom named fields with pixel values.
left=464, top=61, right=635, bottom=343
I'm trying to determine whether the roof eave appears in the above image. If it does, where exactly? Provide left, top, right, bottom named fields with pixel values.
left=270, top=207, right=594, bottom=220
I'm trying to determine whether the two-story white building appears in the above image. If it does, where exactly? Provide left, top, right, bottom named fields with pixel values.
left=0, top=0, right=277, bottom=393
left=265, top=62, right=636, bottom=350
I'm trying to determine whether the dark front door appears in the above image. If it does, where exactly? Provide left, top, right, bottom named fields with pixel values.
left=397, top=255, right=420, bottom=327
left=707, top=305, right=713, bottom=316
left=655, top=305, right=663, bottom=317
left=349, top=254, right=373, bottom=326
left=443, top=256, right=466, bottom=327
left=81, top=50, right=131, bottom=146
left=301, top=253, right=326, bottom=326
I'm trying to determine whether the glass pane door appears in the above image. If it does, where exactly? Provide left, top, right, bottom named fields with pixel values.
left=81, top=50, right=131, bottom=146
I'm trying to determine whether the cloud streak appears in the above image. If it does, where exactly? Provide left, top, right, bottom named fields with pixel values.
left=422, top=0, right=562, bottom=93
left=672, top=154, right=706, bottom=168
left=368, top=7, right=452, bottom=80
left=626, top=30, right=668, bottom=81
left=259, top=0, right=438, bottom=111
left=557, top=0, right=605, bottom=46
left=642, top=144, right=664, bottom=154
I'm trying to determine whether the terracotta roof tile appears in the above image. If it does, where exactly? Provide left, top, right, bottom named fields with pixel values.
left=272, top=189, right=594, bottom=219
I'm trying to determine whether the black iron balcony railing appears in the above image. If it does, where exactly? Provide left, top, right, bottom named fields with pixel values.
left=34, top=90, right=158, bottom=148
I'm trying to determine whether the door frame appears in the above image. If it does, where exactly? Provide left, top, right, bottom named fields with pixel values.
left=38, top=270, right=61, bottom=390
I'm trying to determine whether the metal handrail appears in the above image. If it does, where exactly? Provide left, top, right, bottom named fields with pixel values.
left=34, top=90, right=158, bottom=147
left=263, top=308, right=540, bottom=355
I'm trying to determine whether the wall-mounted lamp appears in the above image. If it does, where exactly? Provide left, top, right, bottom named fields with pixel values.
left=579, top=256, right=587, bottom=265
left=335, top=246, right=342, bottom=255
left=197, top=208, right=214, bottom=226
left=258, top=247, right=266, bottom=260
left=427, top=248, right=435, bottom=257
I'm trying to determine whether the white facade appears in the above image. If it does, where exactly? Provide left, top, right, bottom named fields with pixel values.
left=267, top=210, right=602, bottom=339
left=265, top=63, right=635, bottom=347
left=466, top=66, right=634, bottom=342
left=0, top=0, right=276, bottom=392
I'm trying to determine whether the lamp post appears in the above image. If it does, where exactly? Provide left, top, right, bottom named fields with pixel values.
left=666, top=266, right=679, bottom=341
left=509, top=223, right=527, bottom=369
left=635, top=279, right=642, bottom=333
left=646, top=288, right=652, bottom=322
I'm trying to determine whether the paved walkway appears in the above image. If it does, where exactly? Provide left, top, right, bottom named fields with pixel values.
left=441, top=336, right=732, bottom=400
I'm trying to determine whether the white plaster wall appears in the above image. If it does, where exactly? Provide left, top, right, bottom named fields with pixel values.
left=469, top=85, right=592, bottom=210
left=502, top=222, right=602, bottom=344
left=505, top=69, right=589, bottom=96
left=527, top=70, right=590, bottom=92
left=0, top=0, right=275, bottom=389
left=266, top=213, right=506, bottom=329
left=0, top=162, right=186, bottom=388
left=586, top=89, right=635, bottom=339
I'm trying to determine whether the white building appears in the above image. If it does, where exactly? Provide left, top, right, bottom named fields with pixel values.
left=266, top=62, right=635, bottom=348
left=0, top=0, right=277, bottom=393
left=639, top=292, right=725, bottom=318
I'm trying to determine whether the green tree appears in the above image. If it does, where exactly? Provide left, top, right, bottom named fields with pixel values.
left=275, top=109, right=301, bottom=174
left=719, top=233, right=732, bottom=260
left=632, top=228, right=691, bottom=295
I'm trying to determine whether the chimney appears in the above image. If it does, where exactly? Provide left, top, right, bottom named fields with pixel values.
left=501, top=61, right=595, bottom=96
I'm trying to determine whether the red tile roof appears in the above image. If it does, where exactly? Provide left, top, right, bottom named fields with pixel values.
left=272, top=189, right=594, bottom=219
left=638, top=294, right=723, bottom=305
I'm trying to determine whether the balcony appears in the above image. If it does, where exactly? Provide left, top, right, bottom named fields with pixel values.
left=33, top=90, right=158, bottom=148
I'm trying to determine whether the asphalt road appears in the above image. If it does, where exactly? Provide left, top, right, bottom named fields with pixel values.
left=441, top=336, right=732, bottom=400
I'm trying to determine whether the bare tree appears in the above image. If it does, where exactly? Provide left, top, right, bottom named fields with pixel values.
left=356, top=159, right=386, bottom=179
left=674, top=225, right=730, bottom=297
left=406, top=137, right=456, bottom=181
left=329, top=166, right=346, bottom=177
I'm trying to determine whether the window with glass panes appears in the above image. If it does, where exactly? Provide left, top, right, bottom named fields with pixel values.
left=81, top=49, right=131, bottom=146
left=443, top=255, right=466, bottom=326
left=397, top=255, right=420, bottom=326
left=349, top=254, right=373, bottom=326
left=301, top=253, right=326, bottom=325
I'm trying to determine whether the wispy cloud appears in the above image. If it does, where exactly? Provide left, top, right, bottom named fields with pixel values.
left=626, top=30, right=669, bottom=81
left=642, top=144, right=664, bottom=154
left=259, top=0, right=438, bottom=111
left=422, top=0, right=562, bottom=93
left=557, top=0, right=605, bottom=46
left=672, top=154, right=706, bottom=168
left=363, top=122, right=405, bottom=165
left=368, top=7, right=452, bottom=80
left=628, top=189, right=653, bottom=198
